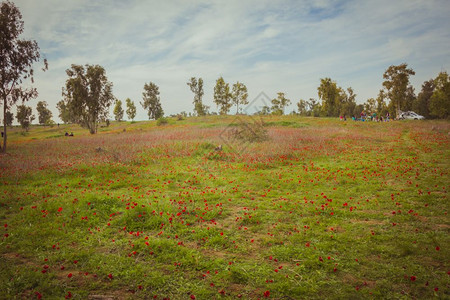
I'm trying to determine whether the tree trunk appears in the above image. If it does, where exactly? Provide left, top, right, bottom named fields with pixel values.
left=2, top=98, right=6, bottom=153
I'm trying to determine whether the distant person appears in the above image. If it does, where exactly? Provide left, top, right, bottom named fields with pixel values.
left=65, top=132, right=69, bottom=136
left=386, top=112, right=390, bottom=122
left=69, top=132, right=74, bottom=137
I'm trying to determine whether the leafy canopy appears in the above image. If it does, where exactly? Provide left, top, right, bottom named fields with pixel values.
left=61, top=64, right=114, bottom=134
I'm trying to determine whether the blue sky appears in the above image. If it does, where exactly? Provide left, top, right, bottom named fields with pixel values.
left=11, top=0, right=450, bottom=121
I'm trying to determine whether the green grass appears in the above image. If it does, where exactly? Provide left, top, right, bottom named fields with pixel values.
left=0, top=116, right=449, bottom=299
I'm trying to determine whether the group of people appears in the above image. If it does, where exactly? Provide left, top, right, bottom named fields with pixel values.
left=340, top=111, right=391, bottom=122
left=64, top=132, right=74, bottom=136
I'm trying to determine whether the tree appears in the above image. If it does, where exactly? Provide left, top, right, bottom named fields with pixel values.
left=3, top=111, right=13, bottom=126
left=113, top=99, right=124, bottom=121
left=61, top=64, right=114, bottom=134
left=56, top=100, right=72, bottom=124
left=16, top=104, right=34, bottom=131
left=297, top=99, right=308, bottom=116
left=382, top=63, right=415, bottom=116
left=271, top=92, right=291, bottom=115
left=213, top=77, right=232, bottom=115
left=364, top=98, right=376, bottom=114
left=318, top=78, right=342, bottom=117
left=36, top=101, right=53, bottom=125
left=231, top=81, right=248, bottom=114
left=0, top=1, right=47, bottom=152
left=339, top=87, right=356, bottom=117
left=429, top=71, right=450, bottom=119
left=125, top=98, right=136, bottom=121
left=187, top=77, right=208, bottom=116
left=141, top=82, right=164, bottom=120
left=307, top=98, right=321, bottom=117
left=376, top=90, right=388, bottom=117
left=413, top=79, right=434, bottom=118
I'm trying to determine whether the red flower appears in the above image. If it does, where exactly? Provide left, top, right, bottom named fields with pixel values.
left=263, top=290, right=270, bottom=297
left=108, top=273, right=113, bottom=279
left=67, top=273, right=72, bottom=278
left=58, top=207, right=63, bottom=212
left=190, top=294, right=196, bottom=299
left=410, top=276, right=416, bottom=281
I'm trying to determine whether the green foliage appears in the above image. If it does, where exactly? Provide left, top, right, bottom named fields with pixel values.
left=231, top=81, right=248, bottom=114
left=15, top=104, right=34, bottom=131
left=61, top=64, right=114, bottom=134
left=429, top=71, right=450, bottom=119
left=382, top=63, right=415, bottom=116
left=113, top=99, right=124, bottom=121
left=187, top=77, right=208, bottom=116
left=36, top=101, right=53, bottom=125
left=413, top=79, right=434, bottom=118
left=56, top=100, right=72, bottom=124
left=271, top=92, right=291, bottom=115
left=0, top=0, right=47, bottom=152
left=3, top=111, right=14, bottom=126
left=141, top=82, right=164, bottom=120
left=213, top=76, right=232, bottom=115
left=125, top=98, right=136, bottom=121
left=317, top=79, right=355, bottom=117
left=156, top=116, right=168, bottom=126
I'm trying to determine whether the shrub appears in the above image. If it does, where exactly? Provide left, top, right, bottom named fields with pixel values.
left=156, top=117, right=169, bottom=126
left=230, top=117, right=268, bottom=143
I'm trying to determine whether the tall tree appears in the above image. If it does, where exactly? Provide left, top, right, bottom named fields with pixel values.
left=271, top=92, right=291, bottom=115
left=187, top=77, right=208, bottom=116
left=113, top=99, right=124, bottom=121
left=413, top=79, right=434, bottom=118
left=382, top=63, right=415, bottom=116
left=376, top=89, right=388, bottom=116
left=231, top=81, right=248, bottom=114
left=125, top=98, right=136, bottom=121
left=307, top=98, right=321, bottom=117
left=56, top=100, right=72, bottom=124
left=36, top=101, right=53, bottom=125
left=61, top=64, right=114, bottom=134
left=0, top=1, right=47, bottom=152
left=213, top=77, right=232, bottom=115
left=297, top=99, right=308, bottom=116
left=339, top=87, right=356, bottom=117
left=429, top=71, right=450, bottom=119
left=364, top=98, right=376, bottom=114
left=16, top=104, right=34, bottom=131
left=141, top=82, right=163, bottom=120
left=317, top=78, right=342, bottom=117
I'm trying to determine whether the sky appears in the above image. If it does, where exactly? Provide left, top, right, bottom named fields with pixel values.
left=9, top=0, right=450, bottom=122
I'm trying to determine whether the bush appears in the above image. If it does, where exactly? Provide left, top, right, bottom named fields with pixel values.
left=230, top=118, right=268, bottom=143
left=156, top=117, right=169, bottom=126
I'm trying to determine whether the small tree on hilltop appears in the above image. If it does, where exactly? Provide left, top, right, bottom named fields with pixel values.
left=231, top=81, right=248, bottom=114
left=113, top=99, right=124, bottom=121
left=271, top=92, right=291, bottom=115
left=36, top=101, right=53, bottom=125
left=0, top=1, right=48, bottom=152
left=125, top=98, right=136, bottom=121
left=141, top=82, right=164, bottom=120
left=187, top=77, right=208, bottom=116
left=16, top=104, right=34, bottom=131
left=61, top=64, right=114, bottom=134
left=214, top=77, right=232, bottom=115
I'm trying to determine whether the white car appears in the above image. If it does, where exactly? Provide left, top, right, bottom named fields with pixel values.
left=399, top=111, right=425, bottom=120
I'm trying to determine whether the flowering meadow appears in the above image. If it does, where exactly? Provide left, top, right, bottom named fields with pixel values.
left=0, top=116, right=449, bottom=299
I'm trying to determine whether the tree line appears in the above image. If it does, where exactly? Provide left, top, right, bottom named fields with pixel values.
left=1, top=1, right=449, bottom=153
left=294, top=64, right=449, bottom=120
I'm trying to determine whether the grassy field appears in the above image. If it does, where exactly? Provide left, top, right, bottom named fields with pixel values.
left=0, top=116, right=449, bottom=299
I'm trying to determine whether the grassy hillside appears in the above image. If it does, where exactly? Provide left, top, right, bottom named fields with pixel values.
left=1, top=116, right=449, bottom=299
